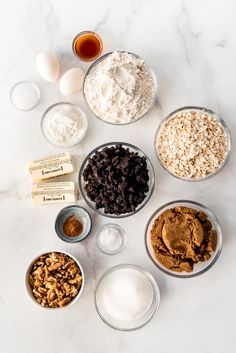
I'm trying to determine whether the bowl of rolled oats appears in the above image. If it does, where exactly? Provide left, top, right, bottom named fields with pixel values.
left=155, top=106, right=231, bottom=181
left=25, top=251, right=84, bottom=309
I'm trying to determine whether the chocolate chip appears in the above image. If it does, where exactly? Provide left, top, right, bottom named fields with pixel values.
left=82, top=144, right=150, bottom=215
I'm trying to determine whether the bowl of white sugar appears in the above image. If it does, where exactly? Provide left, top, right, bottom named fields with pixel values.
left=95, top=264, right=160, bottom=330
left=83, top=51, right=157, bottom=125
left=41, top=102, right=88, bottom=148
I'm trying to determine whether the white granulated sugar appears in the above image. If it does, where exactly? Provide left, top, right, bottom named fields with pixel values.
left=156, top=109, right=228, bottom=179
left=84, top=52, right=155, bottom=124
left=96, top=268, right=154, bottom=323
left=43, top=104, right=87, bottom=147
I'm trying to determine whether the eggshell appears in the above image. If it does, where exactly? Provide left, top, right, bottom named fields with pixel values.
left=59, top=67, right=84, bottom=96
left=36, top=51, right=60, bottom=82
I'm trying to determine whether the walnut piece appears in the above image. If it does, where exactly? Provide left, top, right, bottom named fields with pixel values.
left=28, top=252, right=83, bottom=308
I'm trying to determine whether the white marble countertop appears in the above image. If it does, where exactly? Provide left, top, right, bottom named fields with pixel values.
left=1, top=0, right=236, bottom=352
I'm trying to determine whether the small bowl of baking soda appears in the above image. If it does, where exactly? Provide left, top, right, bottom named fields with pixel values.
left=41, top=102, right=88, bottom=148
left=96, top=224, right=127, bottom=255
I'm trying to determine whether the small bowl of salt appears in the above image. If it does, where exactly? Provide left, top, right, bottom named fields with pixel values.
left=10, top=81, right=41, bottom=111
left=96, top=224, right=126, bottom=255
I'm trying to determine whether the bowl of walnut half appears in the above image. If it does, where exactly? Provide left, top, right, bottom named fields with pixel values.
left=25, top=251, right=84, bottom=309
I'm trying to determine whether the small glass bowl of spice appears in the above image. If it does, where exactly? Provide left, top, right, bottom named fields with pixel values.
left=72, top=31, right=103, bottom=62
left=55, top=205, right=92, bottom=243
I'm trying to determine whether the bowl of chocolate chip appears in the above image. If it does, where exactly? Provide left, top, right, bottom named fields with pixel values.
left=145, top=200, right=223, bottom=278
left=25, top=251, right=84, bottom=308
left=79, top=142, right=155, bottom=218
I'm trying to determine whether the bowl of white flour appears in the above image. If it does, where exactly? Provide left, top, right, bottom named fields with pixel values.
left=83, top=51, right=157, bottom=125
left=41, top=102, right=88, bottom=148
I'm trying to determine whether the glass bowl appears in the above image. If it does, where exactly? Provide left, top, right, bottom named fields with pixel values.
left=96, top=223, right=127, bottom=255
left=145, top=200, right=223, bottom=278
left=79, top=142, right=155, bottom=218
left=83, top=51, right=158, bottom=125
left=25, top=251, right=85, bottom=309
left=72, top=31, right=103, bottom=61
left=55, top=205, right=92, bottom=243
left=10, top=81, right=41, bottom=111
left=41, top=102, right=88, bottom=148
left=94, top=264, right=160, bottom=331
left=154, top=106, right=231, bottom=181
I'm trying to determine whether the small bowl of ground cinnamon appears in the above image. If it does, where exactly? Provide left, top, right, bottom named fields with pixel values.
left=55, top=205, right=92, bottom=243
left=145, top=200, right=223, bottom=278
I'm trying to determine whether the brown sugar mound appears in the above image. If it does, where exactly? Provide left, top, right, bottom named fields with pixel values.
left=150, top=206, right=217, bottom=272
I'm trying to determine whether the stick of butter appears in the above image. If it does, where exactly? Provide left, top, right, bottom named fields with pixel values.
left=29, top=152, right=74, bottom=181
left=31, top=182, right=76, bottom=205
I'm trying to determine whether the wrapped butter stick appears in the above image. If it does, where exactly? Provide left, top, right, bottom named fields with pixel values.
left=29, top=152, right=74, bottom=181
left=31, top=182, right=76, bottom=205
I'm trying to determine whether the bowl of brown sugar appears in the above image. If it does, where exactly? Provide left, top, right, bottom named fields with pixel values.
left=145, top=200, right=223, bottom=278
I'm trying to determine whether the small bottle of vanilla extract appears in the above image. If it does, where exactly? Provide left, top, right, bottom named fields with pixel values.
left=72, top=31, right=103, bottom=62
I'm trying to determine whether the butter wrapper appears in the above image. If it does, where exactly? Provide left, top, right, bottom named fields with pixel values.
left=31, top=181, right=76, bottom=205
left=29, top=152, right=74, bottom=181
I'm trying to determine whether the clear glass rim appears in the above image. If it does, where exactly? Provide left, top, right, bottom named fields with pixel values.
left=83, top=51, right=158, bottom=125
left=78, top=141, right=155, bottom=218
left=94, top=264, right=160, bottom=331
left=41, top=102, right=88, bottom=148
left=72, top=31, right=103, bottom=62
left=10, top=80, right=41, bottom=111
left=95, top=223, right=127, bottom=255
left=154, top=106, right=232, bottom=182
left=144, top=199, right=223, bottom=278
left=55, top=205, right=92, bottom=243
left=25, top=250, right=85, bottom=309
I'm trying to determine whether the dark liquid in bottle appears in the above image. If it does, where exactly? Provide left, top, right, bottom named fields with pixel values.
left=73, top=33, right=102, bottom=61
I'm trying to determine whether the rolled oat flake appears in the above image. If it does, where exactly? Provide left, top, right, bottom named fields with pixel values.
left=156, top=108, right=229, bottom=179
